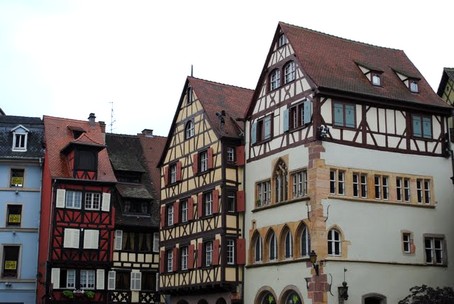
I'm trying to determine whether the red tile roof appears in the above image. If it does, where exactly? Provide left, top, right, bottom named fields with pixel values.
left=43, top=115, right=116, bottom=182
left=139, top=134, right=167, bottom=196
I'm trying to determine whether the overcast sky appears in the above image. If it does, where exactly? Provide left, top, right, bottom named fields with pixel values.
left=1, top=1, right=453, bottom=136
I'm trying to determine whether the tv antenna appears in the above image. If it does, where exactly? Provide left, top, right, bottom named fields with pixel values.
left=109, top=101, right=116, bottom=133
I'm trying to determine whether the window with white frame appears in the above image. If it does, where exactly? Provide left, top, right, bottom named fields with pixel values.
left=66, top=269, right=76, bottom=288
left=205, top=241, right=213, bottom=266
left=292, top=170, right=307, bottom=198
left=256, top=180, right=271, bottom=207
left=327, top=229, right=341, bottom=256
left=278, top=34, right=287, bottom=47
left=270, top=69, right=280, bottom=91
left=352, top=172, right=367, bottom=198
left=167, top=204, right=174, bottom=226
left=402, top=232, right=412, bottom=254
left=114, top=230, right=122, bottom=250
left=227, top=239, right=235, bottom=265
left=85, top=192, right=101, bottom=210
left=374, top=175, right=389, bottom=200
left=180, top=200, right=188, bottom=222
left=199, top=150, right=208, bottom=172
left=284, top=230, right=293, bottom=259
left=169, top=163, right=177, bottom=184
left=397, top=177, right=412, bottom=202
left=166, top=249, right=173, bottom=272
left=12, top=126, right=28, bottom=152
left=153, top=232, right=159, bottom=252
left=226, top=147, right=235, bottom=163
left=330, top=169, right=345, bottom=195
left=417, top=179, right=431, bottom=204
left=80, top=270, right=95, bottom=289
left=371, top=73, right=382, bottom=86
left=66, top=190, right=82, bottom=209
left=424, top=236, right=445, bottom=265
left=180, top=246, right=188, bottom=270
left=185, top=120, right=194, bottom=139
left=410, top=80, right=419, bottom=93
left=131, top=271, right=141, bottom=291
left=203, top=192, right=213, bottom=216
left=108, top=271, right=116, bottom=290
left=268, top=232, right=277, bottom=261
left=284, top=61, right=296, bottom=84
left=300, top=225, right=310, bottom=257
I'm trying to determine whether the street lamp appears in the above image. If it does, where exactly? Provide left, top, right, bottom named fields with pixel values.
left=309, top=250, right=319, bottom=276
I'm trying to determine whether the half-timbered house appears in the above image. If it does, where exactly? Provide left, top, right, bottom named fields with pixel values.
left=105, top=131, right=165, bottom=303
left=158, top=77, right=253, bottom=304
left=37, top=114, right=116, bottom=303
left=244, top=22, right=454, bottom=304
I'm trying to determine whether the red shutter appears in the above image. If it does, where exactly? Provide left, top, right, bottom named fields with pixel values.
left=160, top=250, right=165, bottom=272
left=212, top=189, right=219, bottom=214
left=197, top=243, right=203, bottom=268
left=163, top=166, right=169, bottom=186
left=235, top=145, right=245, bottom=166
left=174, top=201, right=180, bottom=224
left=192, top=154, right=198, bottom=174
left=212, top=239, right=220, bottom=265
left=188, top=197, right=194, bottom=220
left=160, top=205, right=165, bottom=228
left=173, top=247, right=179, bottom=272
left=207, top=147, right=214, bottom=169
left=236, top=190, right=245, bottom=212
left=176, top=161, right=182, bottom=181
left=197, top=194, right=203, bottom=218
left=188, top=244, right=195, bottom=269
left=236, top=238, right=246, bottom=265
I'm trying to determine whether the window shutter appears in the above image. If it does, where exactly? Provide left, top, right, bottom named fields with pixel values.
left=212, top=239, right=220, bottom=266
left=197, top=243, right=203, bottom=268
left=107, top=271, right=116, bottom=290
left=251, top=122, right=257, bottom=144
left=56, top=189, right=65, bottom=208
left=188, top=197, right=194, bottom=220
left=333, top=103, right=344, bottom=126
left=159, top=251, right=165, bottom=273
left=197, top=194, right=203, bottom=218
left=345, top=104, right=355, bottom=127
left=422, top=116, right=432, bottom=138
left=84, top=229, right=99, bottom=249
left=212, top=189, right=219, bottom=214
left=236, top=239, right=246, bottom=265
left=303, top=99, right=312, bottom=124
left=188, top=244, right=195, bottom=269
left=176, top=161, right=182, bottom=181
left=101, top=193, right=111, bottom=211
left=236, top=190, right=245, bottom=212
left=96, top=269, right=105, bottom=290
left=164, top=166, right=169, bottom=186
left=172, top=247, right=179, bottom=272
left=51, top=268, right=60, bottom=289
left=283, top=109, right=289, bottom=132
left=264, top=116, right=272, bottom=139
left=64, top=228, right=80, bottom=248
left=114, top=230, right=123, bottom=250
left=192, top=154, right=198, bottom=174
left=160, top=205, right=165, bottom=228
left=207, top=147, right=214, bottom=169
left=235, top=145, right=245, bottom=166
left=174, top=201, right=180, bottom=224
left=153, top=232, right=159, bottom=252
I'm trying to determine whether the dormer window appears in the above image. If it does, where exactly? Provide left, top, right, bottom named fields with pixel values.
left=410, top=80, right=419, bottom=93
left=11, top=125, right=28, bottom=152
left=394, top=70, right=420, bottom=93
left=75, top=149, right=97, bottom=172
left=371, top=73, right=381, bottom=86
left=356, top=63, right=383, bottom=87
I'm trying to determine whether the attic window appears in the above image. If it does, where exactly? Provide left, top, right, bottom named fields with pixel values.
left=371, top=73, right=381, bottom=86
left=356, top=63, right=382, bottom=87
left=410, top=80, right=419, bottom=93
left=11, top=125, right=28, bottom=152
left=187, top=87, right=193, bottom=104
left=278, top=34, right=287, bottom=48
left=67, top=126, right=86, bottom=139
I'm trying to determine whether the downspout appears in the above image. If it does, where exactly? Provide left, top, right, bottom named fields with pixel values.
left=448, top=119, right=454, bottom=184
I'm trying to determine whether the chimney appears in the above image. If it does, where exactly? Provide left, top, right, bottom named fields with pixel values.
left=99, top=121, right=106, bottom=133
left=88, top=113, right=96, bottom=126
left=141, top=129, right=154, bottom=137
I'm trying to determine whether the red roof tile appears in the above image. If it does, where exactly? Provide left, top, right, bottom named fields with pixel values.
left=139, top=134, right=167, bottom=196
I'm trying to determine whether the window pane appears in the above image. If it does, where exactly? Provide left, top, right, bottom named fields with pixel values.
left=345, top=104, right=355, bottom=127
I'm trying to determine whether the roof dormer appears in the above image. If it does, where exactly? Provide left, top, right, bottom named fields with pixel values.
left=356, top=62, right=383, bottom=87
left=394, top=69, right=420, bottom=93
left=11, top=125, right=29, bottom=152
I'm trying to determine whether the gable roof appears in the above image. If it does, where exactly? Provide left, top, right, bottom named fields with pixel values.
left=158, top=76, right=253, bottom=166
left=248, top=22, right=451, bottom=117
left=43, top=115, right=116, bottom=181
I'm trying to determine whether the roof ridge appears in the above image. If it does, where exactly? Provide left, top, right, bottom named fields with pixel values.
left=188, top=76, right=253, bottom=92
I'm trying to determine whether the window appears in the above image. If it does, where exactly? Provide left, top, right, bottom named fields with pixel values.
left=412, top=114, right=432, bottom=139
left=417, top=179, right=431, bottom=204
left=2, top=245, right=20, bottom=278
left=268, top=232, right=277, bottom=261
left=256, top=180, right=271, bottom=207
left=261, top=292, right=276, bottom=304
left=64, top=228, right=80, bottom=248
left=274, top=159, right=288, bottom=203
left=115, top=271, right=130, bottom=290
left=80, top=270, right=95, bottom=289
left=292, top=170, right=307, bottom=198
left=278, top=34, right=287, bottom=47
left=300, top=225, right=310, bottom=257
left=371, top=73, right=381, bottom=86
left=185, top=120, right=194, bottom=139
left=12, top=127, right=28, bottom=151
left=353, top=173, right=367, bottom=198
left=270, top=69, right=280, bottom=90
left=114, top=230, right=122, bottom=250
left=227, top=239, right=235, bottom=265
left=83, top=229, right=99, bottom=249
left=180, top=246, right=188, bottom=270
left=205, top=241, right=213, bottom=266
left=10, top=169, right=24, bottom=187
left=284, top=61, right=296, bottom=84
left=200, top=150, right=208, bottom=172
left=251, top=115, right=273, bottom=144
left=254, top=234, right=263, bottom=263
left=166, top=204, right=174, bottom=226
left=402, top=232, right=412, bottom=254
left=285, top=292, right=302, bottom=304
left=226, top=190, right=236, bottom=212
left=333, top=101, right=355, bottom=128
left=153, top=232, right=159, bottom=252
left=66, top=269, right=76, bottom=288
left=410, top=80, right=419, bottom=93
left=166, top=249, right=173, bottom=272
left=285, top=100, right=312, bottom=131
left=6, top=205, right=22, bottom=226
left=424, top=236, right=445, bottom=265
left=374, top=175, right=389, bottom=200
left=180, top=200, right=188, bottom=222
left=85, top=192, right=101, bottom=210
left=327, top=229, right=341, bottom=256
left=226, top=147, right=235, bottom=163
left=66, top=190, right=82, bottom=209
left=75, top=149, right=97, bottom=171
left=203, top=192, right=213, bottom=216
left=131, top=271, right=141, bottom=291
left=169, top=163, right=177, bottom=184
left=330, top=169, right=345, bottom=195
left=396, top=177, right=403, bottom=201
left=284, top=230, right=293, bottom=259
left=187, top=87, right=193, bottom=104
left=141, top=271, right=156, bottom=291
left=108, top=271, right=116, bottom=290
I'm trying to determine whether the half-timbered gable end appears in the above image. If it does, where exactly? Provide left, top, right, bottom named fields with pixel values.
left=158, top=77, right=252, bottom=303
left=38, top=114, right=117, bottom=304
left=244, top=22, right=454, bottom=304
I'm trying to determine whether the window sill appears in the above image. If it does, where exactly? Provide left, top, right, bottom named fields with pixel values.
left=253, top=196, right=310, bottom=212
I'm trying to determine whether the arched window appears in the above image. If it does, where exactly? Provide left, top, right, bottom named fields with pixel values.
left=254, top=234, right=263, bottom=263
left=185, top=120, right=194, bottom=139
left=270, top=69, right=281, bottom=91
left=284, top=61, right=296, bottom=84
left=363, top=293, right=387, bottom=304
left=260, top=291, right=276, bottom=304
left=300, top=224, right=310, bottom=256
left=284, top=230, right=293, bottom=259
left=274, top=159, right=288, bottom=203
left=268, top=231, right=277, bottom=261
left=215, top=298, right=227, bottom=304
left=285, top=291, right=302, bottom=304
left=328, top=229, right=342, bottom=256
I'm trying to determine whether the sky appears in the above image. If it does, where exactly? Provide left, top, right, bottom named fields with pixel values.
left=1, top=0, right=453, bottom=136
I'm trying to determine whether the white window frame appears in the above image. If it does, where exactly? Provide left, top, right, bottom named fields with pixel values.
left=167, top=204, right=174, bottom=226
left=180, top=200, right=188, bottom=222
left=424, top=236, right=445, bottom=265
left=284, top=61, right=296, bottom=84
left=108, top=271, right=116, bottom=290
left=226, top=147, right=235, bottom=163
left=204, top=192, right=213, bottom=216
left=85, top=192, right=101, bottom=210
left=417, top=179, right=431, bottom=204
left=402, top=232, right=412, bottom=254
left=11, top=126, right=28, bottom=152
left=114, top=230, right=123, bottom=250
left=328, top=229, right=341, bottom=256
left=66, top=269, right=76, bottom=289
left=270, top=69, right=280, bottom=90
left=169, top=163, right=177, bottom=184
left=66, top=190, right=82, bottom=209
left=166, top=250, right=173, bottom=272
left=80, top=270, right=95, bottom=290
left=292, top=170, right=307, bottom=198
left=226, top=239, right=235, bottom=265
left=200, top=151, right=208, bottom=172
left=153, top=232, right=159, bottom=252
left=330, top=169, right=345, bottom=195
left=256, top=180, right=271, bottom=207
left=131, top=271, right=141, bottom=291
left=180, top=246, right=188, bottom=270
left=185, top=120, right=194, bottom=139
left=205, top=241, right=213, bottom=266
